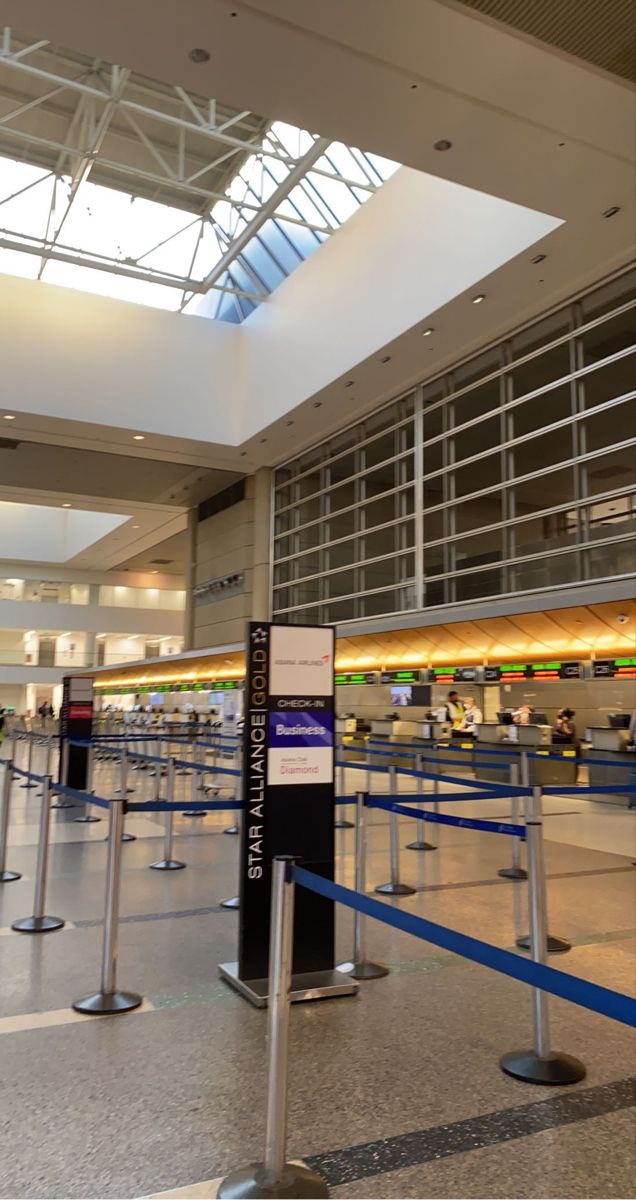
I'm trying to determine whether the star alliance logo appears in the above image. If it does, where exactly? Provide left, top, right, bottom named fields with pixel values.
left=252, top=627, right=267, bottom=645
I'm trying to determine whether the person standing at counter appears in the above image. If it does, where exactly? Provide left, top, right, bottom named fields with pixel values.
left=444, top=691, right=466, bottom=734
left=553, top=708, right=577, bottom=744
left=459, top=697, right=483, bottom=737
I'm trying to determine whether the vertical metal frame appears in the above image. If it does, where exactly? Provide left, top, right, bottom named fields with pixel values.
left=413, top=386, right=424, bottom=611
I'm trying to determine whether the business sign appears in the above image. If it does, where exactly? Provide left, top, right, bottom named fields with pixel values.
left=237, top=621, right=336, bottom=985
left=593, top=657, right=636, bottom=679
left=427, top=666, right=479, bottom=683
left=485, top=661, right=582, bottom=682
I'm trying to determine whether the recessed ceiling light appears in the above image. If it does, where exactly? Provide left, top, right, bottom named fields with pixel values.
left=240, top=451, right=247, bottom=456
left=133, top=434, right=145, bottom=441
left=313, top=401, right=322, bottom=408
left=3, top=413, right=15, bottom=420
left=434, top=140, right=452, bottom=151
left=602, top=206, right=620, bottom=218
left=531, top=254, right=546, bottom=264
left=422, top=327, right=434, bottom=337
left=344, top=380, right=355, bottom=388
left=285, top=420, right=294, bottom=427
left=471, top=294, right=486, bottom=304
left=259, top=437, right=267, bottom=444
left=151, top=570, right=158, bottom=575
left=380, top=355, right=391, bottom=363
left=132, top=524, right=140, bottom=529
left=188, top=47, right=210, bottom=62
left=61, top=502, right=71, bottom=508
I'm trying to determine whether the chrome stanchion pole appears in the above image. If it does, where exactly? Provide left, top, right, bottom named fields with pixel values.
left=74, top=741, right=101, bottom=823
left=406, top=753, right=435, bottom=851
left=184, top=744, right=207, bottom=818
left=151, top=757, right=185, bottom=871
left=220, top=804, right=241, bottom=909
left=0, top=761, right=21, bottom=882
left=51, top=736, right=75, bottom=809
left=515, top=760, right=570, bottom=953
left=218, top=857, right=328, bottom=1199
left=114, top=745, right=136, bottom=842
left=19, top=735, right=37, bottom=789
left=334, top=760, right=354, bottom=829
left=73, top=799, right=142, bottom=1014
left=338, top=793, right=389, bottom=979
left=498, top=762, right=527, bottom=880
left=375, top=768, right=415, bottom=896
left=501, top=786, right=585, bottom=1085
left=12, top=777, right=64, bottom=932
left=224, top=746, right=241, bottom=834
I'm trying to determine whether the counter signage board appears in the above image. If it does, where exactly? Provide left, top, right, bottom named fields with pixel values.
left=334, top=671, right=378, bottom=685
left=237, top=621, right=336, bottom=986
left=485, top=661, right=582, bottom=682
left=380, top=669, right=421, bottom=684
left=593, top=657, right=636, bottom=679
left=427, top=666, right=479, bottom=683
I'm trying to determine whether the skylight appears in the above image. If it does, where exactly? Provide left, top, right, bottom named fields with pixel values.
left=0, top=125, right=397, bottom=322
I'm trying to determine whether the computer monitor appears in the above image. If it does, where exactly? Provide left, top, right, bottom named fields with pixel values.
left=532, top=712, right=549, bottom=725
left=497, top=711, right=514, bottom=725
left=608, top=712, right=630, bottom=729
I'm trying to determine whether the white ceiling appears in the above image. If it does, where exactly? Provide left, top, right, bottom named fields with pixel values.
left=0, top=499, right=128, bottom=561
left=0, top=0, right=633, bottom=506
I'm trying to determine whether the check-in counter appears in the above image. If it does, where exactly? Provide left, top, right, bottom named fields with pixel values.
left=581, top=728, right=636, bottom=807
left=475, top=723, right=578, bottom=786
left=387, top=720, right=450, bottom=770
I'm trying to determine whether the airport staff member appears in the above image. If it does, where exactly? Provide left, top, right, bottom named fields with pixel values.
left=444, top=690, right=466, bottom=733
left=459, top=697, right=483, bottom=736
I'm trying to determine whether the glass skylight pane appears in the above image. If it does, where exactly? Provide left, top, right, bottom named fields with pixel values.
left=42, top=259, right=181, bottom=310
left=0, top=246, right=40, bottom=280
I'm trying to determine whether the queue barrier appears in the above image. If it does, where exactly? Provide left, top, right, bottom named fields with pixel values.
left=341, top=741, right=512, bottom=772
left=369, top=796, right=527, bottom=838
left=367, top=738, right=636, bottom=771
left=219, top=847, right=635, bottom=1199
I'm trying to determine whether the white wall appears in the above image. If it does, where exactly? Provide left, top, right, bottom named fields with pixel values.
left=0, top=170, right=559, bottom=445
left=0, top=599, right=184, bottom=636
left=0, top=683, right=26, bottom=711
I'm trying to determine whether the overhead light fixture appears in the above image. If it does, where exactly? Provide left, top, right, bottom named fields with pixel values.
left=259, top=437, right=267, bottom=444
left=433, top=140, right=452, bottom=151
left=602, top=206, right=620, bottom=218
left=422, top=327, right=434, bottom=337
left=472, top=294, right=485, bottom=304
left=344, top=380, right=355, bottom=388
left=380, top=355, right=392, bottom=363
left=188, top=47, right=210, bottom=62
left=132, top=524, right=140, bottom=529
left=7, top=578, right=23, bottom=585
left=133, top=434, right=145, bottom=441
left=313, top=401, right=322, bottom=409
left=285, top=420, right=294, bottom=427
left=3, top=413, right=15, bottom=420
left=240, top=450, right=247, bottom=456
left=62, top=502, right=72, bottom=508
left=531, top=254, right=546, bottom=264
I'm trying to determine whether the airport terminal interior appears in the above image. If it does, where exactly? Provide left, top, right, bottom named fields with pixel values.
left=0, top=2, right=635, bottom=1198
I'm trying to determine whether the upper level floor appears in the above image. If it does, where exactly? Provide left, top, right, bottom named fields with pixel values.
left=0, top=576, right=185, bottom=611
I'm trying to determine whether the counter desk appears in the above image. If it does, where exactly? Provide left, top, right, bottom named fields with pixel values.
left=581, top=728, right=636, bottom=807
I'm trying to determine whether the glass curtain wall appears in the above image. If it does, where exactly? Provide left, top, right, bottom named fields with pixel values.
left=272, top=268, right=636, bottom=624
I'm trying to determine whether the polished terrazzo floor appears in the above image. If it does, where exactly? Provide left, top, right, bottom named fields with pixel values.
left=0, top=738, right=634, bottom=1199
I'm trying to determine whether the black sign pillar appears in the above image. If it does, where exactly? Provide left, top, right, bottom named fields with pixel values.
left=219, top=622, right=357, bottom=1007
left=59, top=674, right=94, bottom=789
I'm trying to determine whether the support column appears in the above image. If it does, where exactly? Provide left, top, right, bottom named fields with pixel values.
left=251, top=468, right=272, bottom=622
left=183, top=506, right=197, bottom=651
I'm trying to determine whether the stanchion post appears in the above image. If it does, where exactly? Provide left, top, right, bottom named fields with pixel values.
left=73, top=798, right=142, bottom=1015
left=19, top=735, right=36, bottom=789
left=11, top=777, right=64, bottom=931
left=74, top=741, right=101, bottom=823
left=501, top=786, right=585, bottom=1085
left=375, top=768, right=415, bottom=897
left=334, top=761, right=354, bottom=829
left=218, top=857, right=328, bottom=1199
left=498, top=762, right=527, bottom=880
left=338, top=793, right=389, bottom=979
left=223, top=746, right=241, bottom=834
left=0, top=761, right=21, bottom=882
left=220, top=804, right=241, bottom=909
left=406, top=753, right=435, bottom=851
left=515, top=764, right=570, bottom=954
left=150, top=758, right=186, bottom=871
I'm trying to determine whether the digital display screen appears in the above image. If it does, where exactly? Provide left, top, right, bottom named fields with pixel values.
left=334, top=671, right=378, bottom=685
left=381, top=669, right=421, bottom=684
left=391, top=685, right=412, bottom=706
left=485, top=661, right=582, bottom=682
left=593, top=657, right=636, bottom=679
left=427, top=666, right=479, bottom=683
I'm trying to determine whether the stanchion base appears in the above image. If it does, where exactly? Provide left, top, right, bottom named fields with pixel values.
left=500, top=1049, right=586, bottom=1085
left=334, top=818, right=354, bottom=829
left=498, top=866, right=528, bottom=880
left=219, top=962, right=357, bottom=1007
left=217, top=1161, right=328, bottom=1199
left=72, top=989, right=143, bottom=1015
left=19, top=782, right=37, bottom=789
left=406, top=840, right=436, bottom=851
left=374, top=881, right=416, bottom=896
left=337, top=959, right=390, bottom=979
left=11, top=914, right=65, bottom=933
left=516, top=933, right=571, bottom=953
left=223, top=824, right=240, bottom=835
left=0, top=869, right=21, bottom=882
left=121, top=832, right=136, bottom=842
left=50, top=799, right=76, bottom=809
left=184, top=811, right=207, bottom=818
left=220, top=895, right=240, bottom=909
left=74, top=814, right=101, bottom=823
left=150, top=858, right=186, bottom=871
